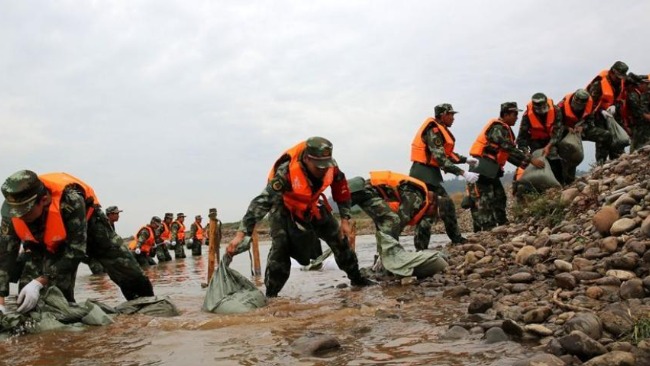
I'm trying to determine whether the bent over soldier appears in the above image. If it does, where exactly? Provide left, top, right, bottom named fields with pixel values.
left=226, top=137, right=372, bottom=297
left=0, top=170, right=154, bottom=313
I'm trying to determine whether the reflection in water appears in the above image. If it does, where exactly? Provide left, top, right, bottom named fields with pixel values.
left=0, top=235, right=532, bottom=365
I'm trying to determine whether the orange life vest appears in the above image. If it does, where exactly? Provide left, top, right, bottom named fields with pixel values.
left=267, top=141, right=335, bottom=221
left=589, top=70, right=617, bottom=110
left=410, top=118, right=460, bottom=167
left=128, top=225, right=155, bottom=254
left=525, top=99, right=555, bottom=140
left=194, top=221, right=204, bottom=240
left=11, top=173, right=99, bottom=254
left=469, top=119, right=515, bottom=167
left=369, top=171, right=430, bottom=226
left=560, top=93, right=594, bottom=128
left=160, top=222, right=171, bottom=241
left=173, top=220, right=186, bottom=240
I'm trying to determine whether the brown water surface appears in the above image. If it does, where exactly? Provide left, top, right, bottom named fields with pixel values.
left=0, top=235, right=531, bottom=365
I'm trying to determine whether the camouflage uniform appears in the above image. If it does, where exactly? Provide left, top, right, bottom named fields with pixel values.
left=170, top=218, right=187, bottom=259
left=349, top=176, right=447, bottom=277
left=232, top=137, right=367, bottom=297
left=0, top=171, right=154, bottom=303
left=133, top=225, right=158, bottom=267
left=556, top=90, right=597, bottom=184
left=155, top=218, right=173, bottom=262
left=586, top=62, right=628, bottom=162
left=516, top=93, right=565, bottom=183
left=469, top=103, right=533, bottom=232
left=188, top=218, right=204, bottom=256
left=409, top=103, right=469, bottom=247
left=622, top=74, right=650, bottom=151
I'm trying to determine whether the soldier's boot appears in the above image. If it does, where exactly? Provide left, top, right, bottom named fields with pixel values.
left=439, top=197, right=466, bottom=244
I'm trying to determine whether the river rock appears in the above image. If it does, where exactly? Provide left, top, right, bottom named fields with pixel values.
left=524, top=324, right=553, bottom=337
left=555, top=273, right=577, bottom=290
left=610, top=218, right=638, bottom=236
left=292, top=333, right=341, bottom=356
left=515, top=246, right=537, bottom=265
left=509, top=272, right=534, bottom=283
left=613, top=194, right=637, bottom=208
left=642, top=216, right=650, bottom=237
left=443, top=285, right=470, bottom=298
left=554, top=259, right=572, bottom=272
left=502, top=319, right=524, bottom=338
left=564, top=312, right=603, bottom=340
left=441, top=325, right=470, bottom=340
left=620, top=278, right=645, bottom=299
left=582, top=351, right=635, bottom=366
left=593, top=206, right=620, bottom=235
left=484, top=327, right=508, bottom=343
left=605, top=252, right=640, bottom=271
left=561, top=188, right=580, bottom=204
left=513, top=353, right=565, bottom=366
left=586, top=286, right=604, bottom=299
left=606, top=270, right=637, bottom=281
left=522, top=306, right=552, bottom=324
left=558, top=330, right=607, bottom=359
left=601, top=237, right=619, bottom=253
left=598, top=304, right=634, bottom=337
left=624, top=240, right=646, bottom=255
left=468, top=294, right=493, bottom=314
left=532, top=235, right=550, bottom=248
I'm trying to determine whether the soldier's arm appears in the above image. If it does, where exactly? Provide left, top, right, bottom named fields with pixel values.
left=43, top=189, right=87, bottom=281
left=136, top=228, right=150, bottom=247
left=170, top=223, right=178, bottom=241
left=628, top=92, right=648, bottom=121
left=189, top=223, right=197, bottom=237
left=587, top=78, right=603, bottom=108
left=424, top=128, right=464, bottom=176
left=237, top=163, right=287, bottom=236
left=487, top=124, right=531, bottom=168
left=331, top=166, right=352, bottom=219
left=549, top=106, right=565, bottom=146
left=0, top=218, right=22, bottom=297
left=515, top=114, right=532, bottom=151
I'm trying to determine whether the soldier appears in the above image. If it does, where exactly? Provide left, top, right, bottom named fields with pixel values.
left=620, top=73, right=650, bottom=151
left=105, top=206, right=122, bottom=231
left=468, top=103, right=545, bottom=232
left=188, top=215, right=205, bottom=256
left=516, top=93, right=564, bottom=183
left=225, top=137, right=372, bottom=297
left=170, top=213, right=187, bottom=259
left=556, top=89, right=599, bottom=184
left=155, top=212, right=173, bottom=262
left=409, top=103, right=479, bottom=248
left=348, top=171, right=448, bottom=278
left=586, top=61, right=628, bottom=163
left=0, top=170, right=154, bottom=313
left=128, top=216, right=162, bottom=267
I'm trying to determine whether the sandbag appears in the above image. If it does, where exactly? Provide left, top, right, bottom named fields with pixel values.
left=605, top=114, right=630, bottom=149
left=116, top=296, right=180, bottom=317
left=557, top=131, right=584, bottom=167
left=517, top=150, right=561, bottom=192
left=202, top=255, right=267, bottom=314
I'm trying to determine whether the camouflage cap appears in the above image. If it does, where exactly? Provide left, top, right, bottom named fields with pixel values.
left=177, top=212, right=186, bottom=218
left=164, top=212, right=174, bottom=219
left=208, top=208, right=217, bottom=214
left=1, top=170, right=45, bottom=218
left=151, top=216, right=162, bottom=224
left=195, top=215, right=202, bottom=220
left=434, top=103, right=458, bottom=117
left=305, top=136, right=335, bottom=169
left=626, top=72, right=650, bottom=86
left=105, top=206, right=123, bottom=214
left=531, top=92, right=549, bottom=113
left=500, top=102, right=522, bottom=113
left=571, top=89, right=590, bottom=108
left=610, top=61, right=628, bottom=78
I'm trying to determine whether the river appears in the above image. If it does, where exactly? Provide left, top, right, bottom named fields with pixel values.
left=0, top=235, right=532, bottom=365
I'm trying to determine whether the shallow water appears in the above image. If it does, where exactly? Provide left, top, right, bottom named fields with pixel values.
left=0, top=235, right=532, bottom=365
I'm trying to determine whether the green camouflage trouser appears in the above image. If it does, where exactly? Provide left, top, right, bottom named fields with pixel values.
left=469, top=175, right=508, bottom=232
left=156, top=244, right=172, bottom=262
left=630, top=123, right=650, bottom=152
left=190, top=238, right=202, bottom=256
left=415, top=185, right=463, bottom=247
left=265, top=205, right=364, bottom=297
left=174, top=240, right=187, bottom=259
left=586, top=115, right=618, bottom=163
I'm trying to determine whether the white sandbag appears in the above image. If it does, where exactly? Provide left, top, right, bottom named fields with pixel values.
left=517, top=149, right=562, bottom=192
left=604, top=114, right=630, bottom=149
left=557, top=131, right=584, bottom=167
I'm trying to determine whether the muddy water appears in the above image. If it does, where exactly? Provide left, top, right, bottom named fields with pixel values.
left=0, top=235, right=532, bottom=365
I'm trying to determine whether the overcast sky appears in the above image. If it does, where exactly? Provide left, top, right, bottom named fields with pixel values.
left=1, top=0, right=649, bottom=234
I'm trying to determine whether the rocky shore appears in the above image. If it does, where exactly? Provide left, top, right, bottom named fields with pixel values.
left=403, top=145, right=650, bottom=366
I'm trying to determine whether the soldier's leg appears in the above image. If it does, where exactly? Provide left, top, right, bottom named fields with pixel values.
left=399, top=188, right=431, bottom=251
left=493, top=179, right=509, bottom=226
left=174, top=240, right=186, bottom=259
left=192, top=238, right=202, bottom=256
left=156, top=245, right=166, bottom=262
left=472, top=176, right=497, bottom=232
left=163, top=245, right=172, bottom=261
left=312, top=207, right=365, bottom=285
left=548, top=158, right=565, bottom=185
left=630, top=124, right=650, bottom=152
left=584, top=118, right=613, bottom=163
left=563, top=164, right=577, bottom=185
left=264, top=210, right=292, bottom=297
left=87, top=210, right=154, bottom=300
left=430, top=186, right=465, bottom=243
left=413, top=216, right=432, bottom=251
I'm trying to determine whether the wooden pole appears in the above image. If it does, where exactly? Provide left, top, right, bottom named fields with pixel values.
left=251, top=228, right=262, bottom=276
left=207, top=208, right=218, bottom=283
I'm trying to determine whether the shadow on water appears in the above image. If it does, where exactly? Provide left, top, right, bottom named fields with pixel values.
left=0, top=235, right=532, bottom=365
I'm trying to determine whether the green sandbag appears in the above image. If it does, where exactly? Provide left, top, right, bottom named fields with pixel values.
left=115, top=296, right=180, bottom=317
left=517, top=149, right=561, bottom=192
left=557, top=131, right=584, bottom=167
left=202, top=255, right=267, bottom=314
left=605, top=114, right=630, bottom=149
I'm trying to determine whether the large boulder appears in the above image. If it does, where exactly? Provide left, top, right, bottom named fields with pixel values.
left=593, top=206, right=619, bottom=235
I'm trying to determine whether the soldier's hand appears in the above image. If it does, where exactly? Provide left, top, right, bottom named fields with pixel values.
left=466, top=156, right=479, bottom=167
left=339, top=218, right=352, bottom=240
left=135, top=248, right=142, bottom=255
left=462, top=171, right=480, bottom=184
left=530, top=158, right=545, bottom=169
left=227, top=232, right=245, bottom=256
left=171, top=241, right=176, bottom=247
left=542, top=144, right=552, bottom=157
left=17, top=279, right=43, bottom=313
